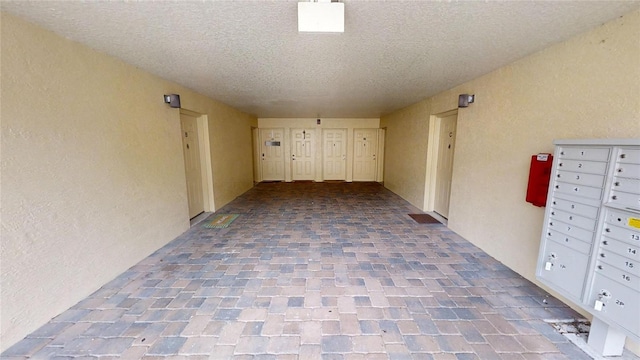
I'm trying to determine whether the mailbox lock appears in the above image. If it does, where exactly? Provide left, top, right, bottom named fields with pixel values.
left=594, top=290, right=611, bottom=312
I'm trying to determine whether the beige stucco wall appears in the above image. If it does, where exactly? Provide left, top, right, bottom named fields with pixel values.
left=443, top=8, right=639, bottom=284
left=0, top=13, right=256, bottom=351
left=379, top=101, right=432, bottom=207
left=183, top=100, right=256, bottom=210
left=382, top=9, right=640, bottom=352
left=258, top=118, right=380, bottom=182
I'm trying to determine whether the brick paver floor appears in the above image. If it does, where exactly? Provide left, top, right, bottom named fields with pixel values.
left=3, top=182, right=596, bottom=359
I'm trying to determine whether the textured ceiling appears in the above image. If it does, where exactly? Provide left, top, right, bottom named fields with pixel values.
left=2, top=1, right=639, bottom=118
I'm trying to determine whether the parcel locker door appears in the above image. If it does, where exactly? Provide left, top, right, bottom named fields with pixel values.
left=538, top=241, right=590, bottom=300
left=587, top=273, right=640, bottom=337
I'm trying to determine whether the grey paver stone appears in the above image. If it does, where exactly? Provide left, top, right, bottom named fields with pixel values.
left=147, top=336, right=187, bottom=355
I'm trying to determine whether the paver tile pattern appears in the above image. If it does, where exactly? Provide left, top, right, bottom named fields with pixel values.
left=2, top=182, right=590, bottom=359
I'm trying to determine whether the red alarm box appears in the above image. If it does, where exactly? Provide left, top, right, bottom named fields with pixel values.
left=526, top=153, right=553, bottom=207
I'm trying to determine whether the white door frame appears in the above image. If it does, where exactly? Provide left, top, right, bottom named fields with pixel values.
left=424, top=109, right=457, bottom=212
left=180, top=109, right=215, bottom=213
left=377, top=128, right=386, bottom=183
left=252, top=127, right=262, bottom=183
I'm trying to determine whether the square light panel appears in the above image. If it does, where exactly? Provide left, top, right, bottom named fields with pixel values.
left=298, top=2, right=344, bottom=33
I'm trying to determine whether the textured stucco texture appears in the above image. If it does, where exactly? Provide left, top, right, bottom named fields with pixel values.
left=1, top=12, right=256, bottom=351
left=381, top=9, right=640, bottom=353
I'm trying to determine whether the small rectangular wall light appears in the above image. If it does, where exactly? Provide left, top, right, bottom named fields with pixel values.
left=458, top=94, right=475, bottom=108
left=164, top=94, right=181, bottom=108
left=298, top=2, right=344, bottom=33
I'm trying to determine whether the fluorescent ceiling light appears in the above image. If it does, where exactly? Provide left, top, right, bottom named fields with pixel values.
left=298, top=1, right=344, bottom=33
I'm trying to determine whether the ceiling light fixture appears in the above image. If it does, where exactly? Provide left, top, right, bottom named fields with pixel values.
left=298, top=0, right=344, bottom=33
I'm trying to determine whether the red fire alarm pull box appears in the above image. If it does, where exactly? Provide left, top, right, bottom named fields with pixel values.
left=526, top=153, right=554, bottom=207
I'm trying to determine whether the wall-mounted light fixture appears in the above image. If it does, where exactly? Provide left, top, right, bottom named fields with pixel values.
left=458, top=94, right=475, bottom=108
left=164, top=94, right=181, bottom=108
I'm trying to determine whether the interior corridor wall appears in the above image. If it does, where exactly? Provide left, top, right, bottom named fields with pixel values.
left=0, top=13, right=256, bottom=351
left=188, top=102, right=256, bottom=210
left=382, top=9, right=640, bottom=352
left=379, top=101, right=432, bottom=208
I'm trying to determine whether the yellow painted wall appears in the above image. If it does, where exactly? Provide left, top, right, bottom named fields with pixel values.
left=258, top=118, right=380, bottom=182
left=442, top=9, right=639, bottom=283
left=382, top=10, right=640, bottom=352
left=379, top=101, right=432, bottom=208
left=182, top=103, right=256, bottom=210
left=0, top=13, right=256, bottom=351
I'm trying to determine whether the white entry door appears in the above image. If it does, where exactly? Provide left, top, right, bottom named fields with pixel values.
left=353, top=129, right=378, bottom=181
left=291, top=129, right=315, bottom=181
left=180, top=113, right=204, bottom=219
left=323, top=128, right=347, bottom=180
left=433, top=113, right=457, bottom=218
left=260, top=128, right=285, bottom=181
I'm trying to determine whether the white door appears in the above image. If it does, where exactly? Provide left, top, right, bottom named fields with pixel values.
left=291, top=129, right=315, bottom=181
left=323, top=129, right=347, bottom=180
left=353, top=129, right=378, bottom=181
left=260, top=128, right=285, bottom=181
left=180, top=113, right=204, bottom=219
left=433, top=113, right=457, bottom=218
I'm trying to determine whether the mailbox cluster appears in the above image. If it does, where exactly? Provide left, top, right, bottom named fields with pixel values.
left=536, top=139, right=640, bottom=356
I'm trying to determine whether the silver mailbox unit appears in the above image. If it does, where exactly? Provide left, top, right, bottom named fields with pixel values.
left=536, top=139, right=640, bottom=356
